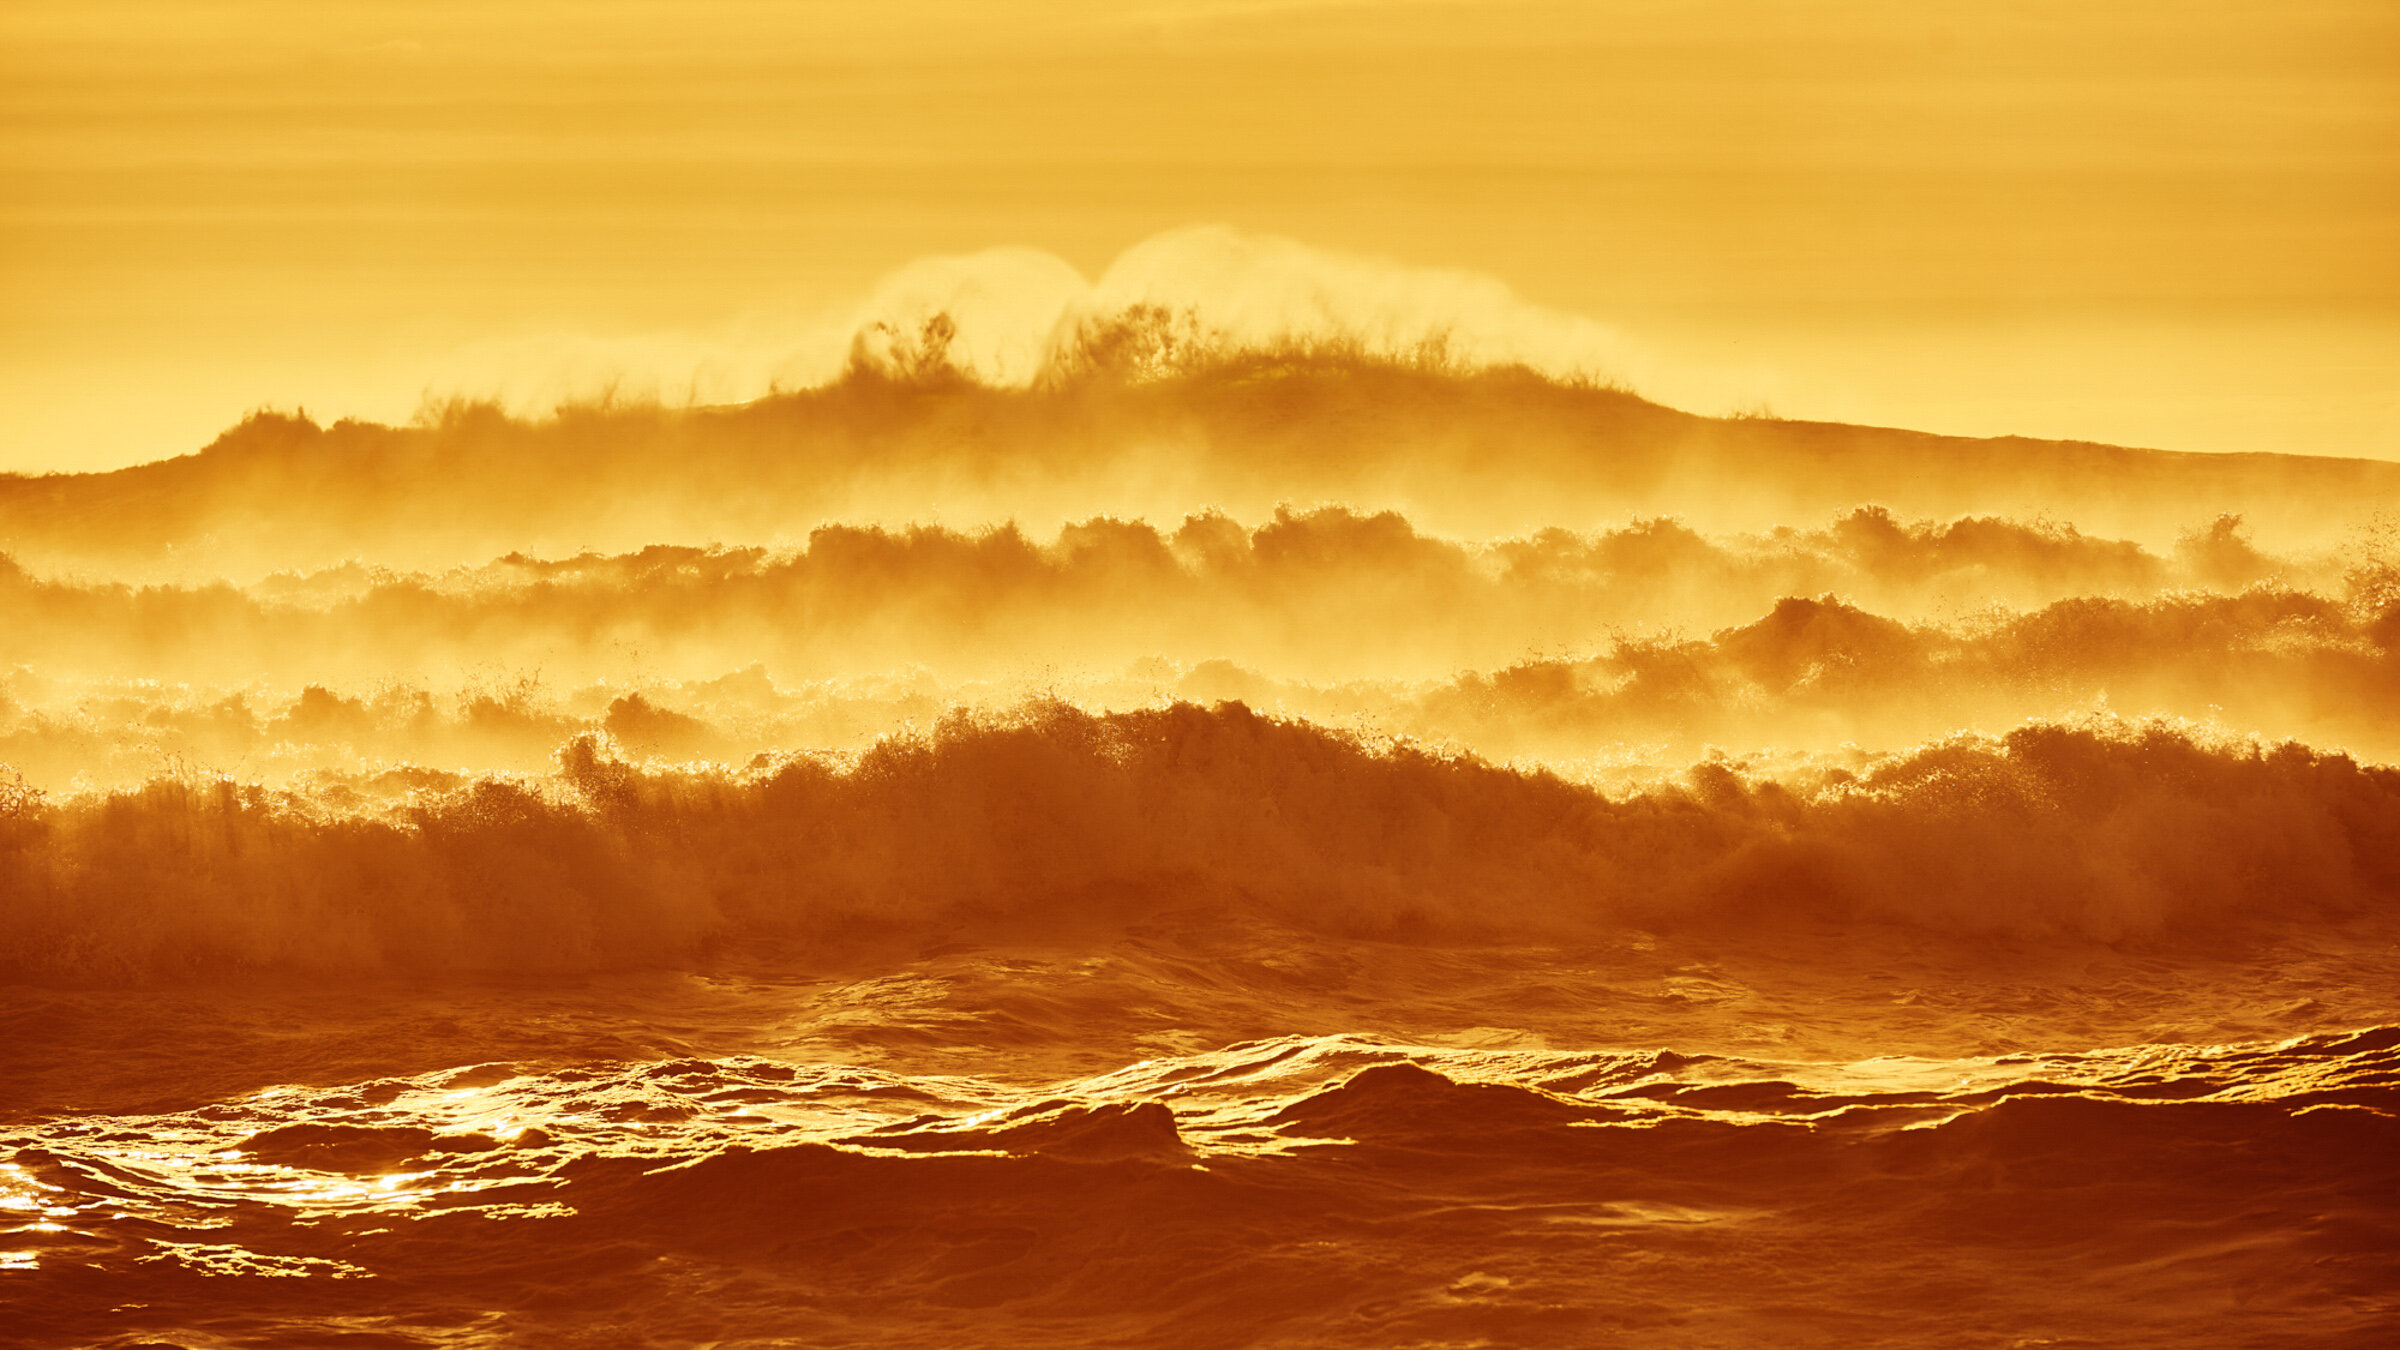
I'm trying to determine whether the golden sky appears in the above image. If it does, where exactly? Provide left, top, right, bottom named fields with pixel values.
left=3, top=0, right=2395, bottom=471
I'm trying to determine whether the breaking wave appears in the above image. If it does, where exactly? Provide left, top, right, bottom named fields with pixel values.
left=11, top=227, right=2400, bottom=1350
left=5, top=702, right=2396, bottom=981
left=0, top=506, right=2325, bottom=683
left=8, top=340, right=2398, bottom=579
left=6, top=513, right=2396, bottom=783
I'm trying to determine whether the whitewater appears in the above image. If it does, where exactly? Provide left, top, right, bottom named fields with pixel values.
left=3, top=297, right=2397, bottom=1348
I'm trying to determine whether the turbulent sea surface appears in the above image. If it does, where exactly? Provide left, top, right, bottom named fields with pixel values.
left=4, top=322, right=2400, bottom=1347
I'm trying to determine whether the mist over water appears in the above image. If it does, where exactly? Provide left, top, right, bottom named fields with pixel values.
left=4, top=248, right=2399, bottom=1348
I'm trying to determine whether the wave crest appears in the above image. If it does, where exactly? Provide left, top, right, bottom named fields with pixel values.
left=5, top=704, right=2394, bottom=981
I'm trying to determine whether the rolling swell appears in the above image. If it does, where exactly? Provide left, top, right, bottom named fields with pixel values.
left=6, top=701, right=2396, bottom=981
left=7, top=1029, right=2392, bottom=1348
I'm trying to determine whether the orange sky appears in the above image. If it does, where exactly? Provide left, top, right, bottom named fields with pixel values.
left=3, top=0, right=2395, bottom=472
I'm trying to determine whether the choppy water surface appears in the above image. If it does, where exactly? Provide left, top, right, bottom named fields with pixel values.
left=5, top=334, right=2399, bottom=1346
left=9, top=940, right=2398, bottom=1349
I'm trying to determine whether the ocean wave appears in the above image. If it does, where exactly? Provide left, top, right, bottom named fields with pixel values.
left=6, top=562, right=2396, bottom=789
left=7, top=332, right=2397, bottom=577
left=8, top=1026, right=2392, bottom=1348
left=5, top=702, right=2396, bottom=981
left=0, top=507, right=2339, bottom=689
